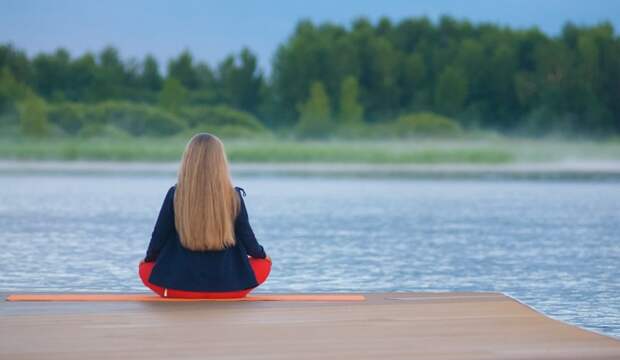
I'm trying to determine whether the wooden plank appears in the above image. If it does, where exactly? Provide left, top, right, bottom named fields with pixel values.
left=1, top=292, right=619, bottom=360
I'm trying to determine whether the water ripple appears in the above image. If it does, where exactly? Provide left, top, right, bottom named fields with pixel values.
left=0, top=174, right=618, bottom=338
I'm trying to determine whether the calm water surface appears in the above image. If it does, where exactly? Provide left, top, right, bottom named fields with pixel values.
left=0, top=173, right=618, bottom=338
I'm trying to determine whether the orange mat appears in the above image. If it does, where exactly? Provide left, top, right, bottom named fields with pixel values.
left=5, top=294, right=366, bottom=302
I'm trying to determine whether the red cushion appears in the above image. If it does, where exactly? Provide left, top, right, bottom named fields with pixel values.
left=139, top=257, right=271, bottom=299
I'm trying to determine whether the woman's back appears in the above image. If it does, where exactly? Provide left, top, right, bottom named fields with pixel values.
left=139, top=133, right=270, bottom=298
left=143, top=185, right=267, bottom=292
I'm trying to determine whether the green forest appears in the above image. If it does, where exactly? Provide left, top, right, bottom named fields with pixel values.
left=1, top=15, right=619, bottom=141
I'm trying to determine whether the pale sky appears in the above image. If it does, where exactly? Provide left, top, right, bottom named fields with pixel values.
left=1, top=0, right=618, bottom=74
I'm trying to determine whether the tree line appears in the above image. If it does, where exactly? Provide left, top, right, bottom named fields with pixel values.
left=1, top=15, right=619, bottom=138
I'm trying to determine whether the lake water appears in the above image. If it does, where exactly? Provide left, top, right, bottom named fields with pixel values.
left=0, top=173, right=618, bottom=338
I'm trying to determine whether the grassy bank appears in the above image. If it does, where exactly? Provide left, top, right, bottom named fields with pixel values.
left=0, top=137, right=619, bottom=164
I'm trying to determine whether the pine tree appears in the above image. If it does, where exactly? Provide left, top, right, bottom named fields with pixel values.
left=19, top=93, right=48, bottom=137
left=158, top=77, right=188, bottom=113
left=296, top=81, right=331, bottom=138
left=338, top=76, right=363, bottom=125
left=142, top=55, right=162, bottom=92
left=435, top=66, right=468, bottom=115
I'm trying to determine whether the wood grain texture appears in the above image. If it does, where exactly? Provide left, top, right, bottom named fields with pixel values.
left=1, top=292, right=619, bottom=359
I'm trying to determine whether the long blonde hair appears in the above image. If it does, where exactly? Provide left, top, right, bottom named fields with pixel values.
left=174, top=133, right=240, bottom=251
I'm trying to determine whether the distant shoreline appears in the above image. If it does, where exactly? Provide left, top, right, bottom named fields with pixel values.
left=2, top=159, right=620, bottom=179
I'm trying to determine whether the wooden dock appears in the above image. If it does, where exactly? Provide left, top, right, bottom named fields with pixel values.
left=1, top=292, right=619, bottom=359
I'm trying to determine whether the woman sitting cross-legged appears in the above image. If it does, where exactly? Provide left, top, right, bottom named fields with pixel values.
left=139, top=132, right=271, bottom=299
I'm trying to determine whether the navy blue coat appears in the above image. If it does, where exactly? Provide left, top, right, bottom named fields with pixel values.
left=144, top=185, right=267, bottom=292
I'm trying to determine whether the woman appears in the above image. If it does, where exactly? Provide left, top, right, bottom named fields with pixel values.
left=138, top=133, right=271, bottom=299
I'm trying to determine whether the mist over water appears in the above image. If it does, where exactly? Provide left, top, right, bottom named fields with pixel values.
left=0, top=174, right=618, bottom=338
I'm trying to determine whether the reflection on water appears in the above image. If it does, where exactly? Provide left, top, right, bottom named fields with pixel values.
left=0, top=174, right=618, bottom=338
